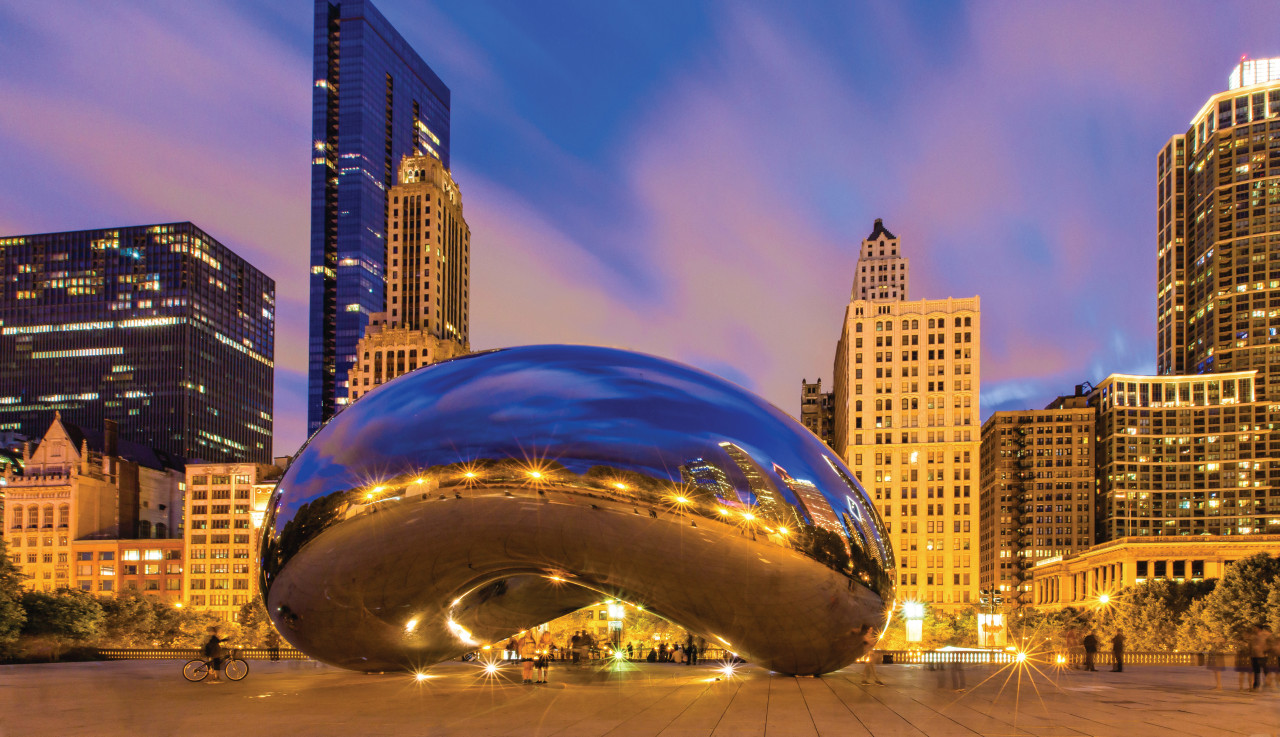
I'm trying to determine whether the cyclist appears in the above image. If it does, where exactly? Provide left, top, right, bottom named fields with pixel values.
left=202, top=625, right=227, bottom=683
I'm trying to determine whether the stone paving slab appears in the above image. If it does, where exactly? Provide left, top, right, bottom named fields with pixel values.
left=0, top=659, right=1278, bottom=737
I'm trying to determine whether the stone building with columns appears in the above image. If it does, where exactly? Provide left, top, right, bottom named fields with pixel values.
left=1031, top=534, right=1280, bottom=607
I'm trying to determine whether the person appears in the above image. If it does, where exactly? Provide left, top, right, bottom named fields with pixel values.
left=582, top=631, right=596, bottom=662
left=1082, top=632, right=1098, bottom=672
left=1205, top=642, right=1224, bottom=690
left=646, top=647, right=657, bottom=663
left=1111, top=632, right=1125, bottom=673
left=570, top=631, right=582, bottom=665
left=518, top=630, right=538, bottom=684
left=1235, top=639, right=1253, bottom=691
left=859, top=625, right=885, bottom=686
left=686, top=636, right=698, bottom=666
left=674, top=644, right=685, bottom=664
left=658, top=642, right=668, bottom=662
left=1250, top=624, right=1271, bottom=690
left=202, top=625, right=226, bottom=683
left=505, top=636, right=517, bottom=661
left=535, top=629, right=554, bottom=684
left=627, top=642, right=634, bottom=660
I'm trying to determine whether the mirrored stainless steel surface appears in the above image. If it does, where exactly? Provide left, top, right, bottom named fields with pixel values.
left=261, top=345, right=895, bottom=675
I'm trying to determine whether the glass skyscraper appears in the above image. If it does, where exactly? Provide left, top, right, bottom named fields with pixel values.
left=308, top=0, right=451, bottom=434
left=0, top=222, right=274, bottom=462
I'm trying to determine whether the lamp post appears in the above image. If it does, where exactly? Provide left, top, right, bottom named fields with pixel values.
left=903, top=601, right=925, bottom=645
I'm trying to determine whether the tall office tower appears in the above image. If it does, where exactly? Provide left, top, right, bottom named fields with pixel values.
left=832, top=220, right=981, bottom=607
left=308, top=0, right=452, bottom=433
left=1092, top=371, right=1278, bottom=539
left=799, top=378, right=835, bottom=448
left=1158, top=58, right=1280, bottom=399
left=0, top=223, right=274, bottom=462
left=182, top=461, right=284, bottom=621
left=3, top=415, right=186, bottom=595
left=977, top=389, right=1095, bottom=607
left=346, top=155, right=469, bottom=400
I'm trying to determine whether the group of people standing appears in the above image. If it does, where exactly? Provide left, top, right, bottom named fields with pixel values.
left=511, top=628, right=556, bottom=684
left=1206, top=624, right=1280, bottom=691
left=1080, top=631, right=1125, bottom=672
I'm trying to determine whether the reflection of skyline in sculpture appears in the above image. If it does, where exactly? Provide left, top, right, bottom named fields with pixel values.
left=262, top=345, right=894, bottom=676
left=774, top=463, right=843, bottom=536
left=678, top=457, right=736, bottom=506
left=717, top=441, right=796, bottom=528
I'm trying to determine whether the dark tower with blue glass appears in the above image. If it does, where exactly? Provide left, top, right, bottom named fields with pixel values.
left=308, top=0, right=451, bottom=434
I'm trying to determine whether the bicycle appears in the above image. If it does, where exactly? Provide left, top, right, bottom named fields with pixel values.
left=183, top=648, right=249, bottom=682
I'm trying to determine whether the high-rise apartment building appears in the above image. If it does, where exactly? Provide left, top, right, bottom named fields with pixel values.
left=346, top=155, right=469, bottom=401
left=978, top=390, right=1095, bottom=606
left=3, top=416, right=185, bottom=595
left=800, top=379, right=835, bottom=448
left=832, top=220, right=980, bottom=606
left=182, top=461, right=283, bottom=621
left=1092, top=371, right=1278, bottom=539
left=0, top=223, right=274, bottom=462
left=308, top=0, right=452, bottom=432
left=1158, top=58, right=1280, bottom=399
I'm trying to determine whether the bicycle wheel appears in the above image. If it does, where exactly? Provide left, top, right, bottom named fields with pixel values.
left=224, top=658, right=249, bottom=681
left=182, top=659, right=210, bottom=682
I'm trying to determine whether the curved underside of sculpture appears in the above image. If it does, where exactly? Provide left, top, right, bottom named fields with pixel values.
left=261, top=345, right=896, bottom=675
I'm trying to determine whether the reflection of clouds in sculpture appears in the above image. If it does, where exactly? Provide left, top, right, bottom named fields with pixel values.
left=262, top=345, right=894, bottom=676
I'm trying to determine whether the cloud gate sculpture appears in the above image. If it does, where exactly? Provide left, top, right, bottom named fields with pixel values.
left=261, top=345, right=895, bottom=676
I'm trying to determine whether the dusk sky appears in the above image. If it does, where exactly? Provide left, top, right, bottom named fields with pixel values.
left=2, top=1, right=1279, bottom=457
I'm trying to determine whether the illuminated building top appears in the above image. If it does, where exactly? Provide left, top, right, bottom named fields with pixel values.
left=1228, top=57, right=1280, bottom=90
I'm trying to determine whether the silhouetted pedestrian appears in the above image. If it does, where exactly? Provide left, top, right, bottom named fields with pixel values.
left=859, top=625, right=884, bottom=686
left=1111, top=632, right=1125, bottom=673
left=1082, top=632, right=1098, bottom=672
left=1250, top=625, right=1271, bottom=690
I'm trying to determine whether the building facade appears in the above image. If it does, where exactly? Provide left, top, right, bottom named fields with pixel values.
left=308, top=0, right=453, bottom=432
left=2, top=415, right=185, bottom=594
left=346, top=155, right=469, bottom=400
left=978, top=391, right=1095, bottom=607
left=182, top=462, right=283, bottom=621
left=0, top=223, right=274, bottom=462
left=1092, top=371, right=1279, bottom=540
left=1032, top=534, right=1280, bottom=608
left=799, top=379, right=835, bottom=448
left=832, top=220, right=980, bottom=607
left=1158, top=58, right=1280, bottom=401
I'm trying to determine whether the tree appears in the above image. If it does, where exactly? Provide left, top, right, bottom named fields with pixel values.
left=1200, top=553, right=1280, bottom=643
left=0, top=538, right=26, bottom=653
left=1112, top=583, right=1179, bottom=651
left=21, top=588, right=104, bottom=641
left=237, top=597, right=282, bottom=648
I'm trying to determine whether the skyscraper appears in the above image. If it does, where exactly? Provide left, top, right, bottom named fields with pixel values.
left=0, top=223, right=274, bottom=462
left=308, top=0, right=451, bottom=433
left=346, top=154, right=469, bottom=401
left=977, top=390, right=1095, bottom=606
left=1158, top=58, right=1280, bottom=399
left=832, top=220, right=981, bottom=607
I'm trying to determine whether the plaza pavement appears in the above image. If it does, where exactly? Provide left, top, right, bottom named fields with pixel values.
left=0, top=658, right=1276, bottom=736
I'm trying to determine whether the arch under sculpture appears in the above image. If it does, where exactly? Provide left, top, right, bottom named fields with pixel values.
left=261, top=345, right=895, bottom=676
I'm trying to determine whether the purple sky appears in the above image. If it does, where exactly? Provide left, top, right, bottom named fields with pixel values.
left=1, top=1, right=1278, bottom=457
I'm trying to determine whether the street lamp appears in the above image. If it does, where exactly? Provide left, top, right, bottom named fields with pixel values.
left=903, top=601, right=925, bottom=645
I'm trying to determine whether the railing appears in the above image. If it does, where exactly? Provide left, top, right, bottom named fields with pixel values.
left=83, top=648, right=1220, bottom=667
left=95, top=647, right=311, bottom=661
left=876, top=650, right=1213, bottom=666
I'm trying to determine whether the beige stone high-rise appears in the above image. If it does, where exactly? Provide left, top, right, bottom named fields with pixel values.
left=832, top=220, right=980, bottom=607
left=346, top=154, right=470, bottom=403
